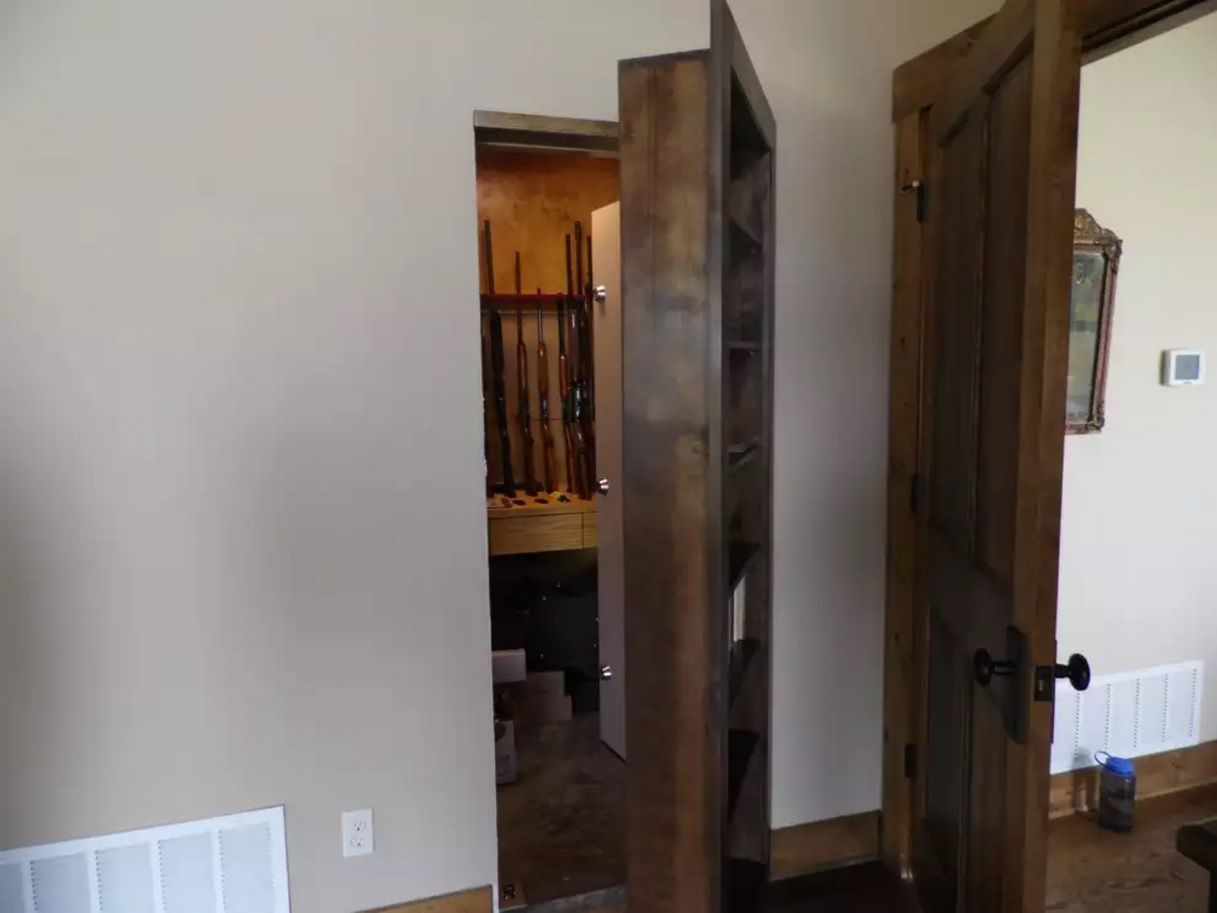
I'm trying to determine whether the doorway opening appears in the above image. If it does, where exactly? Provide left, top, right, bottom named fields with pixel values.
left=1046, top=11, right=1217, bottom=910
left=472, top=111, right=626, bottom=911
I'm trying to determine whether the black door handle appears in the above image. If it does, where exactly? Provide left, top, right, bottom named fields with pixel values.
left=973, top=648, right=1017, bottom=687
left=1052, top=654, right=1091, bottom=692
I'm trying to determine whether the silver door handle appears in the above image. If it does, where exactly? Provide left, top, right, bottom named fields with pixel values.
left=597, top=478, right=611, bottom=496
left=600, top=665, right=614, bottom=681
left=594, top=285, right=608, bottom=303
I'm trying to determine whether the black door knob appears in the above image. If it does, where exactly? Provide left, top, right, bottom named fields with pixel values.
left=973, top=648, right=1018, bottom=687
left=1054, top=654, right=1091, bottom=692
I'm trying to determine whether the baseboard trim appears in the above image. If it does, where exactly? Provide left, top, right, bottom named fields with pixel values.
left=363, top=885, right=494, bottom=913
left=769, top=810, right=880, bottom=881
left=1050, top=740, right=1217, bottom=819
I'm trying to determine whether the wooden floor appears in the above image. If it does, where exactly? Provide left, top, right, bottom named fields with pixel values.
left=565, top=786, right=1217, bottom=912
left=1046, top=785, right=1217, bottom=913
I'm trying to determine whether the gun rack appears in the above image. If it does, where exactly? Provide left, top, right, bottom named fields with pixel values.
left=486, top=490, right=598, bottom=556
left=480, top=219, right=599, bottom=556
left=480, top=293, right=567, bottom=312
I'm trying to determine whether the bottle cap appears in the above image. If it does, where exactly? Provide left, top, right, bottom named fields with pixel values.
left=1095, top=751, right=1134, bottom=777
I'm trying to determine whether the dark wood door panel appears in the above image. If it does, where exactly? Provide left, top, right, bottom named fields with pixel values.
left=975, top=54, right=1033, bottom=587
left=928, top=109, right=986, bottom=556
left=912, top=1, right=1083, bottom=910
left=923, top=613, right=970, bottom=907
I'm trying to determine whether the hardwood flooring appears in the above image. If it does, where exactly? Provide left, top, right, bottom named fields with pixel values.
left=1046, top=784, right=1217, bottom=913
left=528, top=782, right=1217, bottom=912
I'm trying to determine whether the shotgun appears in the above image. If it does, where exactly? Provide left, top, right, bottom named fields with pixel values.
left=514, top=253, right=538, bottom=497
left=484, top=220, right=516, bottom=496
left=536, top=299, right=559, bottom=494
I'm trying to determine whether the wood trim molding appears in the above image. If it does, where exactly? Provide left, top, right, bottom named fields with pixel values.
left=473, top=110, right=619, bottom=154
left=770, top=811, right=880, bottom=881
left=891, top=0, right=1217, bottom=123
left=1050, top=741, right=1217, bottom=819
left=880, top=108, right=929, bottom=879
left=361, top=887, right=492, bottom=913
left=1080, top=0, right=1217, bottom=60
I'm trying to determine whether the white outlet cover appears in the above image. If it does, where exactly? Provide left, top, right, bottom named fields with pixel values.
left=341, top=809, right=374, bottom=859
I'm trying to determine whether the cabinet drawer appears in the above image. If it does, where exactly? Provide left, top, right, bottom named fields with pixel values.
left=489, top=513, right=584, bottom=556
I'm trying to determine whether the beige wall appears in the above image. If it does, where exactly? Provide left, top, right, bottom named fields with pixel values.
left=0, top=1, right=995, bottom=909
left=1059, top=15, right=1217, bottom=738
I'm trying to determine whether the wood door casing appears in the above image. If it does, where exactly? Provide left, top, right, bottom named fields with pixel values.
left=911, top=1, right=1082, bottom=911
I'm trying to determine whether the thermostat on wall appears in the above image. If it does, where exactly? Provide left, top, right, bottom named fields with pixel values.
left=1162, top=349, right=1206, bottom=386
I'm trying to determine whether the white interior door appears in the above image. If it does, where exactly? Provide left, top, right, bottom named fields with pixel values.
left=592, top=202, right=625, bottom=759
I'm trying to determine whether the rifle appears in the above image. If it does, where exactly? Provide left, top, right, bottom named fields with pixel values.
left=484, top=220, right=516, bottom=496
left=561, top=234, right=588, bottom=498
left=514, top=254, right=538, bottom=497
left=535, top=297, right=559, bottom=494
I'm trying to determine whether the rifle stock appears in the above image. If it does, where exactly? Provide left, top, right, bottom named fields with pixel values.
left=514, top=253, right=538, bottom=497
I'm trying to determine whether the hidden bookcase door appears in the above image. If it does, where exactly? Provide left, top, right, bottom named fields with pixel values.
left=618, top=1, right=776, bottom=911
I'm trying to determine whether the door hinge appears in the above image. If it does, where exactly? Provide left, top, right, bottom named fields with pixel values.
left=909, top=472, right=923, bottom=517
left=904, top=743, right=918, bottom=779
left=901, top=179, right=930, bottom=223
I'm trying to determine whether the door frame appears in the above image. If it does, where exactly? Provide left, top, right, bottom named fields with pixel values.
left=880, top=0, right=1217, bottom=879
left=473, top=109, right=628, bottom=906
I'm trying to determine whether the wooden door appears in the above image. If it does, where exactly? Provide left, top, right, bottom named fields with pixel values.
left=593, top=202, right=626, bottom=759
left=913, top=1, right=1081, bottom=911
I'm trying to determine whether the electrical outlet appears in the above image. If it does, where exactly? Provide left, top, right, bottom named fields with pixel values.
left=342, top=808, right=374, bottom=858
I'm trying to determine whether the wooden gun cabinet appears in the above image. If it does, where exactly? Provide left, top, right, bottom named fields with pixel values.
left=619, top=1, right=776, bottom=910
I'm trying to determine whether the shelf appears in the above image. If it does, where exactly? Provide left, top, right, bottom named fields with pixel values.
left=727, top=338, right=763, bottom=353
left=729, top=541, right=761, bottom=589
left=729, top=638, right=760, bottom=703
left=727, top=728, right=761, bottom=819
left=727, top=441, right=762, bottom=472
left=480, top=292, right=580, bottom=313
left=729, top=214, right=763, bottom=250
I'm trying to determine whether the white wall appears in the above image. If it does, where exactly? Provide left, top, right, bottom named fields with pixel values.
left=0, top=1, right=996, bottom=909
left=1059, top=15, right=1217, bottom=740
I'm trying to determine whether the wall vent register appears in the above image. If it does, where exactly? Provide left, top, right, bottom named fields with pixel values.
left=0, top=807, right=289, bottom=913
left=1050, top=660, right=1203, bottom=774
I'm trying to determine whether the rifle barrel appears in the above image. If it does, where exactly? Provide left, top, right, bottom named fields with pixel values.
left=536, top=304, right=558, bottom=494
left=516, top=305, right=538, bottom=497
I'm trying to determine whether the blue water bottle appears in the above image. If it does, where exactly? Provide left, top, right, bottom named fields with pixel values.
left=1095, top=751, right=1136, bottom=832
